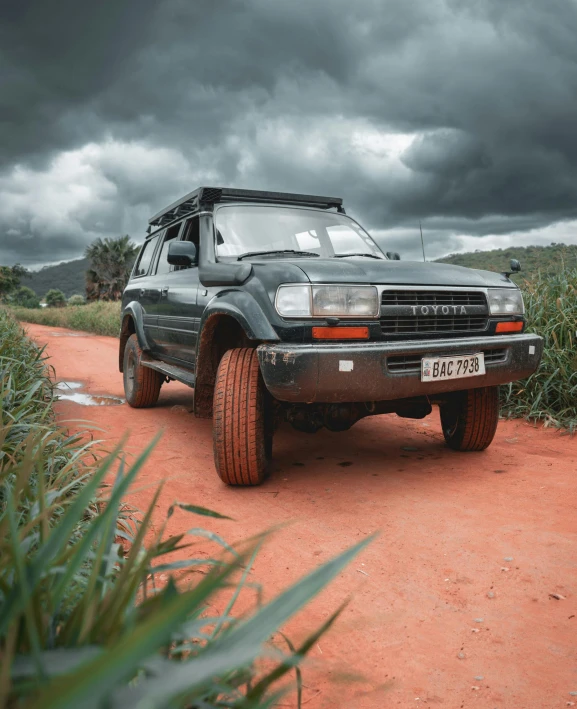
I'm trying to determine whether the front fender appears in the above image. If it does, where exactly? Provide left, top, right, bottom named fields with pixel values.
left=198, top=290, right=280, bottom=342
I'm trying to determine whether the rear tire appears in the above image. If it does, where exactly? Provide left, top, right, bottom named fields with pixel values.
left=123, top=334, right=162, bottom=408
left=213, top=348, right=272, bottom=486
left=440, top=386, right=499, bottom=451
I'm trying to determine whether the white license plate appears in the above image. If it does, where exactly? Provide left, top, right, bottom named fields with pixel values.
left=421, top=353, right=485, bottom=382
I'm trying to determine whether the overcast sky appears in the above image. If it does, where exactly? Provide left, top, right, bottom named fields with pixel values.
left=1, top=0, right=577, bottom=267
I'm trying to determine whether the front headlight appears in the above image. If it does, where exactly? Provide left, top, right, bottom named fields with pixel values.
left=487, top=288, right=525, bottom=315
left=312, top=285, right=379, bottom=317
left=275, top=285, right=311, bottom=317
left=275, top=285, right=379, bottom=318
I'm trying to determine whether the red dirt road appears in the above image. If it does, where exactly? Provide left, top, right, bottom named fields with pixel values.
left=28, top=323, right=576, bottom=708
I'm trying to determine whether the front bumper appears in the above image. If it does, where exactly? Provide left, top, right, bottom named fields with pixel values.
left=257, top=333, right=543, bottom=403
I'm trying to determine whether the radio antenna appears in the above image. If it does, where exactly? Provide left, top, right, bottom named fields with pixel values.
left=419, top=222, right=426, bottom=262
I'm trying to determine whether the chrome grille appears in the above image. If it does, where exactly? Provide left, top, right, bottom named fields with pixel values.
left=381, top=290, right=487, bottom=306
left=380, top=289, right=489, bottom=337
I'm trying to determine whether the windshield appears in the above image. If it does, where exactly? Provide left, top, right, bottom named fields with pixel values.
left=214, top=205, right=385, bottom=259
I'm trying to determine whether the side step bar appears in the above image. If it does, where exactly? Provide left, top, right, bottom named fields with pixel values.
left=141, top=354, right=196, bottom=388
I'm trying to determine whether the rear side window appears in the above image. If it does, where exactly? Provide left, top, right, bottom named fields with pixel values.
left=182, top=217, right=200, bottom=248
left=133, top=234, right=160, bottom=277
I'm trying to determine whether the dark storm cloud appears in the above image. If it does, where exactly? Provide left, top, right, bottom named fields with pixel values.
left=0, top=0, right=160, bottom=164
left=1, top=0, right=577, bottom=264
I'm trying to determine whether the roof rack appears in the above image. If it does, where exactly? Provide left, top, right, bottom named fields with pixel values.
left=148, top=187, right=344, bottom=228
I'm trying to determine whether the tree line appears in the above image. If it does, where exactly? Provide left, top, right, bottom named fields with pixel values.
left=0, top=235, right=139, bottom=308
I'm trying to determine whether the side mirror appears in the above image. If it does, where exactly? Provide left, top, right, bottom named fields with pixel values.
left=386, top=251, right=401, bottom=261
left=167, top=241, right=197, bottom=267
left=502, top=258, right=521, bottom=278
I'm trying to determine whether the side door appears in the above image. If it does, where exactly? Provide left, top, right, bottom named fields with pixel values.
left=124, top=233, right=162, bottom=348
left=154, top=218, right=200, bottom=365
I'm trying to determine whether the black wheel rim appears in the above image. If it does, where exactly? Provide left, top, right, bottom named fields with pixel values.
left=125, top=349, right=136, bottom=398
left=445, top=416, right=458, bottom=438
left=442, top=401, right=460, bottom=438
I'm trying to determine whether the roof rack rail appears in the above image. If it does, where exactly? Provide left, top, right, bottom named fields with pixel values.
left=148, top=186, right=344, bottom=228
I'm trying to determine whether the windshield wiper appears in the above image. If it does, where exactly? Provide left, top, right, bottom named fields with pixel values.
left=334, top=253, right=384, bottom=259
left=237, top=249, right=320, bottom=260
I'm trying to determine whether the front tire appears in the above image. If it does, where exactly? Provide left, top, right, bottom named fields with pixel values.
left=213, top=348, right=272, bottom=486
left=440, top=386, right=499, bottom=451
left=123, top=334, right=162, bottom=408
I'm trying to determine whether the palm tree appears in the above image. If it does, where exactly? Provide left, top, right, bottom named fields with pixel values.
left=85, top=236, right=139, bottom=301
left=0, top=264, right=29, bottom=300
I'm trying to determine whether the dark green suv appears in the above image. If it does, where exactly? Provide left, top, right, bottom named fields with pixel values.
left=120, top=187, right=542, bottom=485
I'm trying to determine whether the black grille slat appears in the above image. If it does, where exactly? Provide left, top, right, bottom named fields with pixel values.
left=380, top=316, right=487, bottom=334
left=380, top=289, right=489, bottom=337
left=387, top=348, right=508, bottom=374
left=387, top=355, right=422, bottom=373
left=484, top=348, right=508, bottom=364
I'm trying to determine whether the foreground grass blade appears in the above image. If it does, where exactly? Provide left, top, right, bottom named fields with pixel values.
left=110, top=535, right=375, bottom=707
left=247, top=602, right=349, bottom=703
left=23, top=559, right=246, bottom=709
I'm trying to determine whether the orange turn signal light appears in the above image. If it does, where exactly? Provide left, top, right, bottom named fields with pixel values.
left=495, top=321, right=524, bottom=334
left=312, top=326, right=369, bottom=340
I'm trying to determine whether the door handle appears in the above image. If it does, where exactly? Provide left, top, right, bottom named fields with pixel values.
left=160, top=287, right=169, bottom=296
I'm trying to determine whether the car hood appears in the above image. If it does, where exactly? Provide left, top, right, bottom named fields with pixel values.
left=249, top=256, right=514, bottom=288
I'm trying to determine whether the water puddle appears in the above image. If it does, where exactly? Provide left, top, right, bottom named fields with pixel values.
left=57, top=392, right=125, bottom=406
left=55, top=381, right=124, bottom=406
left=50, top=332, right=86, bottom=337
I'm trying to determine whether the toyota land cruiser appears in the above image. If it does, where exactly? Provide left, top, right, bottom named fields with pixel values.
left=120, top=187, right=543, bottom=485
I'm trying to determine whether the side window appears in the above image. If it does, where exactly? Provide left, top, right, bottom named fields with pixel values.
left=133, top=234, right=160, bottom=277
left=182, top=217, right=200, bottom=248
left=155, top=223, right=182, bottom=275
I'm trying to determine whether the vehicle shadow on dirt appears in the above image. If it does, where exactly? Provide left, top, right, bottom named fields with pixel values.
left=265, top=417, right=466, bottom=485
left=153, top=387, right=504, bottom=492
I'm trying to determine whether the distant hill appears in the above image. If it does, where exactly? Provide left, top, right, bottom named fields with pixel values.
left=20, top=243, right=577, bottom=299
left=26, top=258, right=89, bottom=299
left=437, top=243, right=577, bottom=282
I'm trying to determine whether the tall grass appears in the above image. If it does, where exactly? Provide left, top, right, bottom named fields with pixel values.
left=0, top=311, right=92, bottom=504
left=501, top=267, right=577, bottom=431
left=0, top=310, right=371, bottom=707
left=8, top=301, right=121, bottom=337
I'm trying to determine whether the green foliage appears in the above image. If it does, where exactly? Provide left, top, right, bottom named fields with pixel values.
left=7, top=286, right=41, bottom=309
left=0, top=308, right=94, bottom=522
left=0, top=309, right=370, bottom=707
left=85, top=235, right=138, bottom=302
left=26, top=258, right=90, bottom=299
left=0, top=264, right=29, bottom=299
left=44, top=289, right=67, bottom=308
left=67, top=294, right=85, bottom=306
left=501, top=266, right=577, bottom=431
left=438, top=243, right=577, bottom=283
left=9, top=301, right=121, bottom=337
